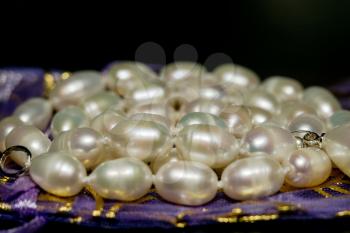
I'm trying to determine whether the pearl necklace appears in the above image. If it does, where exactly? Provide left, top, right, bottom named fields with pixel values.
left=0, top=62, right=349, bottom=206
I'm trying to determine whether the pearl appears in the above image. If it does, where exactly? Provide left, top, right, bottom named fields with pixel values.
left=186, top=99, right=225, bottom=116
left=150, top=149, right=182, bottom=173
left=303, top=86, right=341, bottom=119
left=90, top=109, right=126, bottom=136
left=176, top=112, right=227, bottom=132
left=220, top=105, right=252, bottom=138
left=199, top=85, right=226, bottom=100
left=221, top=85, right=245, bottom=105
left=213, top=64, right=260, bottom=91
left=283, top=148, right=331, bottom=188
left=241, top=125, right=296, bottom=162
left=127, top=102, right=169, bottom=118
left=87, top=158, right=152, bottom=201
left=278, top=100, right=318, bottom=126
left=262, top=76, right=303, bottom=102
left=129, top=113, right=171, bottom=130
left=328, top=110, right=350, bottom=129
left=176, top=124, right=239, bottom=168
left=288, top=114, right=326, bottom=136
left=124, top=81, right=168, bottom=106
left=0, top=117, right=24, bottom=152
left=13, top=97, right=53, bottom=130
left=108, top=119, right=172, bottom=162
left=323, top=125, right=350, bottom=177
left=244, top=89, right=280, bottom=114
left=247, top=106, right=272, bottom=125
left=29, top=151, right=86, bottom=197
left=221, top=156, right=285, bottom=200
left=49, top=70, right=105, bottom=110
left=50, top=106, right=90, bottom=138
left=80, top=91, right=121, bottom=119
left=154, top=161, right=218, bottom=206
left=5, top=125, right=51, bottom=158
left=50, top=128, right=106, bottom=170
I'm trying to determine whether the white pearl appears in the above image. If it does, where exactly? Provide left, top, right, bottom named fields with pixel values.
left=278, top=100, right=318, bottom=126
left=213, top=64, right=260, bottom=91
left=328, top=110, right=350, bottom=129
left=124, top=81, right=168, bottom=106
left=87, top=158, right=152, bottom=201
left=288, top=114, right=326, bottom=136
left=303, top=86, right=341, bottom=119
left=90, top=109, right=126, bottom=135
left=127, top=102, right=169, bottom=118
left=323, top=125, right=350, bottom=177
left=13, top=97, right=53, bottom=130
left=244, top=89, right=280, bottom=114
left=150, top=149, right=182, bottom=173
left=29, top=151, right=86, bottom=197
left=176, top=112, right=227, bottom=132
left=80, top=91, right=121, bottom=119
left=51, top=106, right=90, bottom=138
left=108, top=119, right=172, bottom=162
left=129, top=113, right=171, bottom=130
left=247, top=106, right=272, bottom=126
left=5, top=125, right=51, bottom=158
left=241, top=125, right=296, bottom=162
left=220, top=105, right=252, bottom=138
left=154, top=161, right=218, bottom=206
left=262, top=76, right=303, bottom=102
left=0, top=117, right=24, bottom=152
left=50, top=128, right=105, bottom=170
left=283, top=148, right=331, bottom=188
left=199, top=85, right=226, bottom=100
left=221, top=156, right=285, bottom=200
left=186, top=99, right=225, bottom=116
left=221, top=85, right=245, bottom=105
left=49, top=70, right=105, bottom=110
left=176, top=124, right=239, bottom=168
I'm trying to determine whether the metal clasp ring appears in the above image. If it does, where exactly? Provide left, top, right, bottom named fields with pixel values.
left=0, top=145, right=32, bottom=178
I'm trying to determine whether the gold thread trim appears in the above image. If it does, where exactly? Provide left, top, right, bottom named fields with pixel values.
left=69, top=216, right=83, bottom=224
left=0, top=202, right=11, bottom=211
left=328, top=185, right=350, bottom=195
left=105, top=203, right=122, bottom=218
left=313, top=188, right=332, bottom=198
left=84, top=185, right=104, bottom=217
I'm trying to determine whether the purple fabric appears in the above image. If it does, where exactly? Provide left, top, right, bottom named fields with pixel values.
left=1, top=67, right=350, bottom=232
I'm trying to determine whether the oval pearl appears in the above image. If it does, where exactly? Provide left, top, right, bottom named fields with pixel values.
left=221, top=156, right=285, bottom=200
left=50, top=128, right=105, bottom=170
left=213, top=64, right=260, bottom=91
left=176, top=112, right=227, bottom=132
left=90, top=109, right=126, bottom=135
left=288, top=114, right=326, bottom=136
left=241, top=125, right=296, bottom=162
left=262, top=76, right=303, bottom=102
left=108, top=119, right=172, bottom=162
left=5, top=125, right=51, bottom=158
left=247, top=106, right=272, bottom=126
left=154, top=161, right=218, bottom=206
left=244, top=89, right=280, bottom=114
left=124, top=81, right=167, bottom=106
left=278, top=100, right=318, bottom=126
left=176, top=124, right=239, bottom=168
left=160, top=62, right=207, bottom=86
left=328, top=110, right=350, bottom=129
left=14, top=97, right=53, bottom=130
left=80, top=91, right=121, bottom=119
left=129, top=113, right=171, bottom=130
left=87, top=158, right=152, bottom=201
left=199, top=85, right=226, bottom=100
left=29, top=151, right=86, bottom=197
left=283, top=148, right=331, bottom=188
left=323, top=125, right=350, bottom=177
left=0, top=117, right=24, bottom=152
left=51, top=106, right=90, bottom=138
left=303, top=86, right=341, bottom=119
left=186, top=99, right=225, bottom=116
left=49, top=70, right=105, bottom=110
left=127, top=102, right=170, bottom=118
left=150, top=149, right=182, bottom=173
left=220, top=105, right=252, bottom=138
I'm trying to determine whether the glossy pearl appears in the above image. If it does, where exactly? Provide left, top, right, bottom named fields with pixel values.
left=80, top=91, right=121, bottom=119
left=87, top=158, right=152, bottom=201
left=160, top=62, right=207, bottom=86
left=13, top=97, right=53, bottom=130
left=244, top=89, right=280, bottom=114
left=150, top=149, right=182, bottom=173
left=303, top=86, right=341, bottom=119
left=262, top=76, right=303, bottom=102
left=176, top=124, right=239, bottom=168
left=241, top=125, right=296, bottom=162
left=127, top=102, right=170, bottom=118
left=49, top=70, right=105, bottom=110
left=323, top=125, right=350, bottom=177
left=287, top=114, right=326, bottom=136
left=29, top=151, right=86, bottom=197
left=186, top=99, right=225, bottom=116
left=199, top=85, right=226, bottom=100
left=90, top=109, right=126, bottom=135
left=221, top=156, right=285, bottom=200
left=283, top=148, right=331, bottom=188
left=124, top=81, right=167, bottom=106
left=328, top=110, right=350, bottom=129
left=108, top=119, right=172, bottom=162
left=50, top=128, right=106, bottom=170
left=129, top=113, right=171, bottom=130
left=0, top=117, right=24, bottom=152
left=220, top=105, right=252, bottom=138
left=221, top=85, right=245, bottom=105
left=5, top=125, right=51, bottom=158
left=154, top=161, right=218, bottom=206
left=51, top=106, right=90, bottom=138
left=247, top=106, right=272, bottom=125
left=213, top=63, right=260, bottom=91
left=278, top=100, right=318, bottom=126
left=176, top=112, right=227, bottom=132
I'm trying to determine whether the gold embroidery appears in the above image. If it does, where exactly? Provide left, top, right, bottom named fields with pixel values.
left=313, top=188, right=332, bottom=198
left=0, top=202, right=11, bottom=211
left=238, top=214, right=278, bottom=223
left=69, top=216, right=83, bottom=224
left=105, top=203, right=122, bottom=218
left=84, top=185, right=104, bottom=217
left=336, top=210, right=350, bottom=217
left=328, top=185, right=350, bottom=195
left=216, top=208, right=243, bottom=223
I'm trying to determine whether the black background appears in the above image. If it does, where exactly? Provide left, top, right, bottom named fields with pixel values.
left=1, top=0, right=350, bottom=87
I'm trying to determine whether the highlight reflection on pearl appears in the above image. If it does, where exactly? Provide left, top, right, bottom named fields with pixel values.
left=278, top=100, right=318, bottom=126
left=154, top=161, right=218, bottom=206
left=186, top=99, right=225, bottom=116
left=220, top=105, right=252, bottom=138
left=129, top=113, right=171, bottom=130
left=176, top=112, right=227, bottom=132
left=0, top=117, right=24, bottom=152
left=160, top=62, right=206, bottom=86
left=90, top=109, right=126, bottom=136
left=124, top=81, right=167, bottom=106
left=221, top=156, right=285, bottom=200
left=247, top=106, right=272, bottom=126
left=87, top=158, right=152, bottom=201
left=244, top=89, right=280, bottom=114
left=150, top=149, right=182, bottom=173
left=288, top=114, right=326, bottom=136
left=29, top=151, right=86, bottom=197
left=262, top=76, right=303, bottom=102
